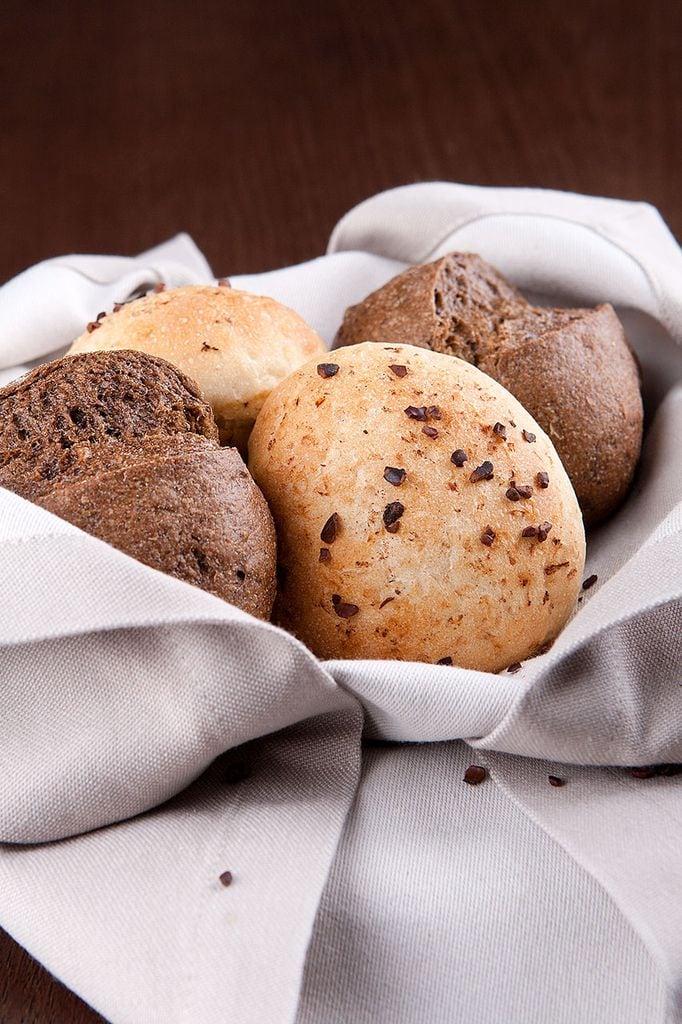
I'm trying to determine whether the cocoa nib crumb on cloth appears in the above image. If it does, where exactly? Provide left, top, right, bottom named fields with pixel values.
left=248, top=342, right=585, bottom=669
left=333, top=251, right=643, bottom=524
left=464, top=765, right=487, bottom=785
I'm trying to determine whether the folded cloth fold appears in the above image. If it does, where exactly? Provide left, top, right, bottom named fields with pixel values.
left=0, top=184, right=681, bottom=1024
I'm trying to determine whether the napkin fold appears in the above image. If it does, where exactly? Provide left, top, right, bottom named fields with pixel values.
left=1, top=184, right=681, bottom=1024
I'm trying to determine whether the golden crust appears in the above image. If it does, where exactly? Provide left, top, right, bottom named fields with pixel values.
left=69, top=285, right=326, bottom=453
left=249, top=342, right=586, bottom=671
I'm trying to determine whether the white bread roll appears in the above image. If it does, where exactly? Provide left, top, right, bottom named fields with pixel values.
left=249, top=342, right=586, bottom=671
left=68, top=284, right=326, bottom=453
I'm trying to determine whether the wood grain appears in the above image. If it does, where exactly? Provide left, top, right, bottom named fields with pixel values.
left=1, top=0, right=680, bottom=1020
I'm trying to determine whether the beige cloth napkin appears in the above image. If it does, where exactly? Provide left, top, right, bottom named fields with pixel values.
left=0, top=184, right=680, bottom=1023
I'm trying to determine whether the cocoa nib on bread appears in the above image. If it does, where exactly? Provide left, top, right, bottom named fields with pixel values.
left=0, top=350, right=276, bottom=618
left=0, top=349, right=218, bottom=501
left=334, top=253, right=643, bottom=525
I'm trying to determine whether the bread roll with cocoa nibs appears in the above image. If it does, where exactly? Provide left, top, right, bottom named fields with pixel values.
left=333, top=253, right=643, bottom=525
left=248, top=342, right=585, bottom=670
left=68, top=284, right=326, bottom=455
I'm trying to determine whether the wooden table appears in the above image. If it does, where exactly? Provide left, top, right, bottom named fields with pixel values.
left=1, top=0, right=680, bottom=1019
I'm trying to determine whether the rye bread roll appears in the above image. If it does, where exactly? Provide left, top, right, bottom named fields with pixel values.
left=68, top=284, right=327, bottom=454
left=0, top=350, right=277, bottom=618
left=0, top=349, right=218, bottom=501
left=39, top=440, right=277, bottom=618
left=249, top=342, right=586, bottom=670
left=334, top=253, right=643, bottom=525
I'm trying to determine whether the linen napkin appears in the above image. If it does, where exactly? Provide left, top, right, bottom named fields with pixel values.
left=0, top=184, right=680, bottom=1023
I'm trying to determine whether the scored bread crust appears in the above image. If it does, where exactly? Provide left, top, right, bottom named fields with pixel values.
left=68, top=284, right=327, bottom=453
left=249, top=342, right=586, bottom=671
left=333, top=253, right=643, bottom=525
left=0, top=349, right=218, bottom=501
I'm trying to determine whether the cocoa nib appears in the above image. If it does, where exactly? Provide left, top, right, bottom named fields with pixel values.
left=522, top=522, right=552, bottom=541
left=437, top=656, right=453, bottom=665
left=319, top=548, right=331, bottom=563
left=548, top=776, right=565, bottom=787
left=379, top=596, right=395, bottom=609
left=422, top=425, right=439, bottom=438
left=383, top=501, right=405, bottom=532
left=506, top=662, right=522, bottom=673
left=404, top=405, right=428, bottom=420
left=492, top=422, right=507, bottom=439
left=427, top=406, right=442, bottom=420
left=450, top=449, right=468, bottom=467
left=86, top=321, right=101, bottom=333
left=509, top=484, right=533, bottom=499
left=384, top=466, right=406, bottom=486
left=320, top=512, right=340, bottom=543
left=389, top=364, right=408, bottom=377
left=219, top=871, right=233, bottom=887
left=537, top=521, right=552, bottom=542
left=506, top=487, right=521, bottom=501
left=469, top=461, right=494, bottom=482
left=463, top=765, right=487, bottom=785
left=582, top=574, right=598, bottom=590
left=317, top=363, right=339, bottom=378
left=536, top=471, right=550, bottom=489
left=522, top=429, right=537, bottom=443
left=480, top=525, right=495, bottom=546
left=333, top=598, right=359, bottom=618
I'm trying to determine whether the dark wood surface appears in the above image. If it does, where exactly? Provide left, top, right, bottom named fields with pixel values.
left=1, top=0, right=680, bottom=1020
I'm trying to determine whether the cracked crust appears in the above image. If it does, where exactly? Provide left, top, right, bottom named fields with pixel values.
left=333, top=253, right=643, bottom=525
left=0, top=349, right=219, bottom=501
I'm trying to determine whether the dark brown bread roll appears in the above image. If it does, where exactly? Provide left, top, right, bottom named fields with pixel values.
left=0, top=350, right=277, bottom=619
left=39, top=440, right=277, bottom=618
left=334, top=253, right=643, bottom=525
left=0, top=349, right=219, bottom=501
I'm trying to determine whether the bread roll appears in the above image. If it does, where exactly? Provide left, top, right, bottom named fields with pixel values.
left=249, top=342, right=586, bottom=671
left=68, top=284, right=326, bottom=454
left=0, top=349, right=218, bottom=501
left=39, top=440, right=277, bottom=619
left=0, top=350, right=277, bottom=618
left=334, top=253, right=643, bottom=525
